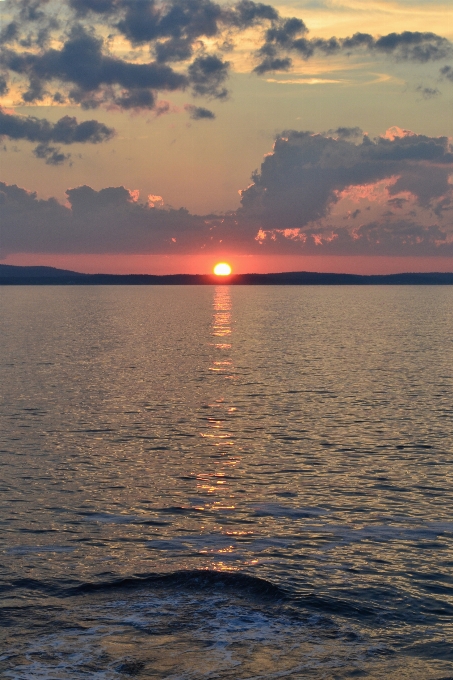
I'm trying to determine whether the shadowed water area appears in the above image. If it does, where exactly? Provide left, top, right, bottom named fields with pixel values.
left=0, top=285, right=452, bottom=679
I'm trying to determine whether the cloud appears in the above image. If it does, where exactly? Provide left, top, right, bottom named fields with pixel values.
left=254, top=29, right=453, bottom=72
left=1, top=25, right=188, bottom=109
left=33, top=143, right=70, bottom=165
left=440, top=65, right=453, bottom=82
left=0, top=107, right=115, bottom=163
left=0, top=0, right=450, bottom=114
left=185, top=104, right=215, bottom=119
left=237, top=129, right=453, bottom=255
left=187, top=54, right=230, bottom=99
left=0, top=74, right=8, bottom=95
left=0, top=181, right=212, bottom=254
left=1, top=127, right=453, bottom=257
left=239, top=129, right=453, bottom=229
left=327, top=126, right=363, bottom=139
left=416, top=85, right=441, bottom=99
left=0, top=108, right=114, bottom=143
left=254, top=56, right=292, bottom=75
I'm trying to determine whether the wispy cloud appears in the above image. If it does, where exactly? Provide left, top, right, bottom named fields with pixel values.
left=265, top=76, right=345, bottom=83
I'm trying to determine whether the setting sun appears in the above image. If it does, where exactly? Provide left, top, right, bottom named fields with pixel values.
left=213, top=262, right=232, bottom=276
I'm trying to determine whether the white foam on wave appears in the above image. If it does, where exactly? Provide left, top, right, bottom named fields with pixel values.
left=3, top=589, right=451, bottom=680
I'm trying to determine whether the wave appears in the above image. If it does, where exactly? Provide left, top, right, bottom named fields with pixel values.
left=1, top=569, right=286, bottom=602
left=72, top=569, right=286, bottom=600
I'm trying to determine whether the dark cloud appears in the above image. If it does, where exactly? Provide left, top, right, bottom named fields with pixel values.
left=68, top=0, right=278, bottom=43
left=372, top=31, right=451, bottom=62
left=17, top=0, right=53, bottom=23
left=1, top=0, right=450, bottom=111
left=229, top=0, right=278, bottom=26
left=440, top=65, right=453, bottom=82
left=255, top=27, right=452, bottom=72
left=254, top=56, right=292, bottom=74
left=33, top=143, right=70, bottom=165
left=119, top=0, right=223, bottom=45
left=188, top=54, right=230, bottom=99
left=327, top=127, right=363, bottom=139
left=155, top=38, right=194, bottom=63
left=69, top=0, right=119, bottom=15
left=0, top=74, right=8, bottom=96
left=416, top=85, right=441, bottom=99
left=388, top=197, right=409, bottom=209
left=0, top=107, right=114, bottom=163
left=0, top=108, right=115, bottom=144
left=1, top=128, right=452, bottom=257
left=0, top=181, right=218, bottom=254
left=2, top=26, right=188, bottom=108
left=263, top=16, right=308, bottom=49
left=0, top=22, right=19, bottom=45
left=239, top=130, right=453, bottom=228
left=185, top=104, right=215, bottom=119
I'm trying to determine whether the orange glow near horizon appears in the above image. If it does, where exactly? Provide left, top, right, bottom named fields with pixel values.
left=213, top=262, right=232, bottom=276
left=4, top=253, right=453, bottom=276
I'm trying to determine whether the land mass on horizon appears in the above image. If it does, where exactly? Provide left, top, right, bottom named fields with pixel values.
left=1, top=264, right=453, bottom=285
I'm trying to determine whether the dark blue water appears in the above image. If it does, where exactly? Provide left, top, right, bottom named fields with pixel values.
left=1, top=285, right=452, bottom=678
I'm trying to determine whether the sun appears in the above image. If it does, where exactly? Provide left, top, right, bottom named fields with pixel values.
left=213, top=262, right=232, bottom=276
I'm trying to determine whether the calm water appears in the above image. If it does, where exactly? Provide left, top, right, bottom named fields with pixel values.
left=1, top=285, right=452, bottom=679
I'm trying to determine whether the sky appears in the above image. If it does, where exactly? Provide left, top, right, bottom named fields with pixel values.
left=0, top=0, right=452, bottom=274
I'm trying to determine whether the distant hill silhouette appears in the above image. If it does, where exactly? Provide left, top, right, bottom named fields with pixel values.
left=1, top=264, right=453, bottom=285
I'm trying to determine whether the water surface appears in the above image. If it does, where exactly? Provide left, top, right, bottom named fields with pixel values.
left=1, top=285, right=452, bottom=678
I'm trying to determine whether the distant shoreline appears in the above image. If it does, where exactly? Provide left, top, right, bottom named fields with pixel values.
left=1, top=265, right=453, bottom=285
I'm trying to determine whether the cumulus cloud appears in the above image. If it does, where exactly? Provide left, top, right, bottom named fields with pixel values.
left=237, top=129, right=453, bottom=255
left=1, top=127, right=453, bottom=257
left=0, top=181, right=215, bottom=254
left=239, top=129, right=453, bottom=229
left=0, top=0, right=450, bottom=115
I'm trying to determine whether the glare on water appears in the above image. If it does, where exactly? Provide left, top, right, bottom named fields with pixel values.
left=1, top=285, right=453, bottom=679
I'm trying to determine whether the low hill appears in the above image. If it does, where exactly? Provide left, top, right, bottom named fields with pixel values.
left=1, top=264, right=453, bottom=285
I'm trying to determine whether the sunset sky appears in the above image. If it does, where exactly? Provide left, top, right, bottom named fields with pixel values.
left=0, top=0, right=452, bottom=274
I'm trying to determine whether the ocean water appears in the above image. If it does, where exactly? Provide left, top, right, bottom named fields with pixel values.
left=1, top=285, right=452, bottom=679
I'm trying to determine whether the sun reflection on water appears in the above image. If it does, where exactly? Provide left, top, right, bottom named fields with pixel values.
left=195, top=286, right=240, bottom=527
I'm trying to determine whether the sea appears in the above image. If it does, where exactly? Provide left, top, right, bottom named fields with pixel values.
left=1, top=285, right=452, bottom=679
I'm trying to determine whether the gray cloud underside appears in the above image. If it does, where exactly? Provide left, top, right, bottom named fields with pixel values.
left=0, top=0, right=451, bottom=112
left=0, top=107, right=114, bottom=143
left=1, top=130, right=452, bottom=256
left=240, top=130, right=453, bottom=226
left=254, top=25, right=452, bottom=73
left=0, top=106, right=115, bottom=163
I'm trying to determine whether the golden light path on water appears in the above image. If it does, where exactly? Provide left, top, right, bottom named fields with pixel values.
left=2, top=286, right=453, bottom=679
left=198, top=285, right=244, bottom=569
